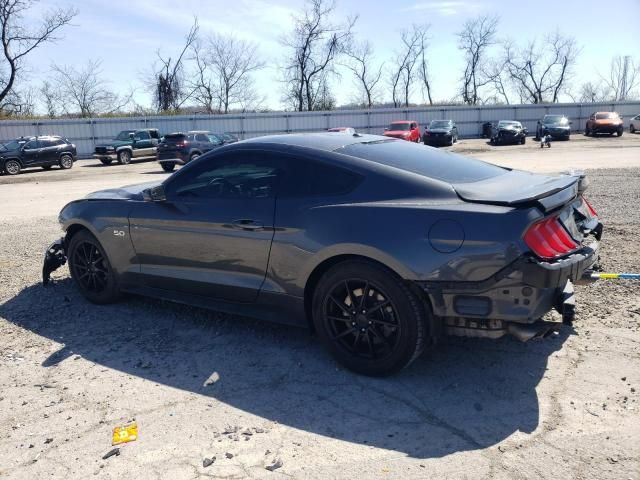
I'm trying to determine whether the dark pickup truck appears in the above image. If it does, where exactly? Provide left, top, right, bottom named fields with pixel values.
left=94, top=129, right=160, bottom=165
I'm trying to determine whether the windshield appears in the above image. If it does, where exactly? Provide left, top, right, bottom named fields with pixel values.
left=388, top=123, right=410, bottom=131
left=429, top=120, right=451, bottom=129
left=1, top=139, right=25, bottom=151
left=115, top=130, right=134, bottom=141
left=338, top=139, right=506, bottom=184
left=595, top=113, right=617, bottom=120
left=543, top=115, right=568, bottom=125
left=498, top=121, right=521, bottom=128
left=207, top=134, right=223, bottom=144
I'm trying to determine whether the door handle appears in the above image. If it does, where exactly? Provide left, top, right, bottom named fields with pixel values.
left=232, top=219, right=263, bottom=230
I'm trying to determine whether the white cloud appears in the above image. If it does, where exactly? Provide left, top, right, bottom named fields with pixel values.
left=403, top=1, right=481, bottom=16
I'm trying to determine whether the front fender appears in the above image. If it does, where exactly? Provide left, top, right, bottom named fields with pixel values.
left=60, top=200, right=137, bottom=278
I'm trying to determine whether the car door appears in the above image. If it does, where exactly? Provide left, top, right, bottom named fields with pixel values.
left=128, top=149, right=281, bottom=302
left=20, top=140, right=42, bottom=167
left=195, top=133, right=213, bottom=153
left=132, top=131, right=153, bottom=157
left=38, top=139, right=61, bottom=165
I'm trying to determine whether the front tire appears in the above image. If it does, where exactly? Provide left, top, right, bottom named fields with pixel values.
left=312, top=260, right=429, bottom=376
left=521, top=136, right=526, bottom=145
left=631, top=125, right=636, bottom=134
left=4, top=159, right=21, bottom=175
left=100, top=158, right=113, bottom=166
left=617, top=128, right=623, bottom=137
left=117, top=150, right=131, bottom=165
left=161, top=162, right=175, bottom=172
left=59, top=154, right=73, bottom=169
left=67, top=230, right=120, bottom=304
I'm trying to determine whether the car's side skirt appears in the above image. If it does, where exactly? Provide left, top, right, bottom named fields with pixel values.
left=120, top=284, right=307, bottom=328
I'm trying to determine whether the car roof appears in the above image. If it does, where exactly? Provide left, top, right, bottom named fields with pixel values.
left=188, top=130, right=211, bottom=134
left=389, top=120, right=414, bottom=124
left=242, top=132, right=383, bottom=152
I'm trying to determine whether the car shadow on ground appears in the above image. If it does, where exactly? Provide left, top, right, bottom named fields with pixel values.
left=0, top=279, right=572, bottom=459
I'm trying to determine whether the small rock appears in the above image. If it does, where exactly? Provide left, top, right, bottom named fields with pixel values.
left=44, top=438, right=53, bottom=444
left=266, top=458, right=283, bottom=471
left=28, top=444, right=34, bottom=449
left=203, top=457, right=215, bottom=468
left=102, top=448, right=120, bottom=460
left=225, top=452, right=234, bottom=459
left=621, top=377, right=626, bottom=381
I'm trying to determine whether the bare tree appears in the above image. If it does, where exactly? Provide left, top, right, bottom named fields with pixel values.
left=207, top=34, right=265, bottom=113
left=457, top=15, right=498, bottom=105
left=503, top=31, right=580, bottom=104
left=0, top=85, right=34, bottom=116
left=601, top=55, right=639, bottom=101
left=51, top=60, right=133, bottom=117
left=152, top=17, right=199, bottom=112
left=416, top=26, right=433, bottom=105
left=342, top=40, right=383, bottom=108
left=188, top=39, right=219, bottom=113
left=39, top=80, right=57, bottom=117
left=578, top=81, right=610, bottom=103
left=483, top=59, right=510, bottom=104
left=389, top=24, right=428, bottom=107
left=0, top=0, right=76, bottom=108
left=281, top=0, right=356, bottom=111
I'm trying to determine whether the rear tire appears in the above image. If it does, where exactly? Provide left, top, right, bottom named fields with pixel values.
left=312, top=260, right=429, bottom=376
left=67, top=230, right=120, bottom=304
left=189, top=153, right=200, bottom=163
left=100, top=158, right=113, bottom=166
left=59, top=154, right=73, bottom=170
left=117, top=150, right=131, bottom=165
left=161, top=162, right=175, bottom=172
left=4, top=159, right=21, bottom=175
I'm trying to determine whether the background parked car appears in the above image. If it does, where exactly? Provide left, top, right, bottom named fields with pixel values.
left=327, top=127, right=356, bottom=134
left=94, top=129, right=161, bottom=165
left=535, top=115, right=571, bottom=140
left=383, top=120, right=421, bottom=142
left=0, top=136, right=77, bottom=175
left=423, top=119, right=458, bottom=146
left=629, top=114, right=640, bottom=134
left=157, top=131, right=225, bottom=172
left=220, top=132, right=239, bottom=144
left=585, top=112, right=624, bottom=137
left=490, top=121, right=527, bottom=145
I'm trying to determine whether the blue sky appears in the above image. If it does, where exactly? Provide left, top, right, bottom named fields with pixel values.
left=23, top=0, right=640, bottom=111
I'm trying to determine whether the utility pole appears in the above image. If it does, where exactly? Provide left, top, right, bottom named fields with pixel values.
left=620, top=55, right=631, bottom=101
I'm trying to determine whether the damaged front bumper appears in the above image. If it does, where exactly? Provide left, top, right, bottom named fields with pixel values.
left=42, top=238, right=67, bottom=285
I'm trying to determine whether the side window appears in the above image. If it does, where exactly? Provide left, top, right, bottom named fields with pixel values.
left=149, top=130, right=160, bottom=139
left=40, top=139, right=58, bottom=148
left=23, top=140, right=39, bottom=149
left=166, top=151, right=281, bottom=200
left=280, top=156, right=361, bottom=197
left=134, top=131, right=150, bottom=141
left=187, top=134, right=196, bottom=142
left=196, top=133, right=209, bottom=142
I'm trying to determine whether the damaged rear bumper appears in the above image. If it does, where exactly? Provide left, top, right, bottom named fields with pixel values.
left=43, top=238, right=67, bottom=285
left=417, top=241, right=599, bottom=340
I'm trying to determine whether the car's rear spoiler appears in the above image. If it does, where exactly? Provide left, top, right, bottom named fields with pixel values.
left=453, top=170, right=583, bottom=212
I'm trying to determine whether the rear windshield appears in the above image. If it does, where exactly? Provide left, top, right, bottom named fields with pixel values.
left=338, top=139, right=506, bottom=184
left=164, top=133, right=187, bottom=142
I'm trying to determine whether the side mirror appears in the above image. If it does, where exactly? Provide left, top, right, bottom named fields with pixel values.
left=146, top=185, right=166, bottom=202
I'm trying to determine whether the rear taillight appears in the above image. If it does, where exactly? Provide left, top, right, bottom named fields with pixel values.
left=582, top=197, right=598, bottom=217
left=524, top=216, right=578, bottom=260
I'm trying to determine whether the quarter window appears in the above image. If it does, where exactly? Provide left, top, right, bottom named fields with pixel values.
left=279, top=156, right=361, bottom=197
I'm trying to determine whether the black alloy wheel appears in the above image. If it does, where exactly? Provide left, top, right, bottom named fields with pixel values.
left=312, top=260, right=429, bottom=376
left=68, top=230, right=120, bottom=304
left=4, top=159, right=21, bottom=175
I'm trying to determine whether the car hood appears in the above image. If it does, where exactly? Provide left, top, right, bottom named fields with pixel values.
left=84, top=181, right=161, bottom=201
left=498, top=126, right=522, bottom=132
left=384, top=130, right=410, bottom=137
left=593, top=119, right=622, bottom=125
left=453, top=170, right=578, bottom=208
left=543, top=124, right=570, bottom=129
left=426, top=128, right=452, bottom=134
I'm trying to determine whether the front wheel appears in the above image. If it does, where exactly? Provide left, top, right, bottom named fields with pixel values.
left=617, top=128, right=623, bottom=137
left=161, top=162, right=175, bottom=172
left=67, top=230, right=120, bottom=304
left=59, top=154, right=73, bottom=169
left=100, top=158, right=113, bottom=166
left=312, top=260, right=429, bottom=376
left=631, top=125, right=636, bottom=134
left=117, top=150, right=131, bottom=165
left=521, top=136, right=526, bottom=145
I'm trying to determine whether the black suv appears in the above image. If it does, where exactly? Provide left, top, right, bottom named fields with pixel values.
left=535, top=115, right=571, bottom=140
left=0, top=136, right=77, bottom=175
left=157, top=131, right=225, bottom=172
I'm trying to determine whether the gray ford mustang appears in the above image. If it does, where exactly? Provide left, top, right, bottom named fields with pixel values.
left=43, top=133, right=602, bottom=376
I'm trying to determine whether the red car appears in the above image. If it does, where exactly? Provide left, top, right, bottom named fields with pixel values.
left=383, top=120, right=421, bottom=142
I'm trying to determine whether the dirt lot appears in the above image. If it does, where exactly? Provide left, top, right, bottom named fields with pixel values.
left=0, top=134, right=639, bottom=479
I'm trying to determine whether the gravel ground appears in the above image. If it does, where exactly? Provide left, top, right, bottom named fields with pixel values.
left=0, top=140, right=639, bottom=479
